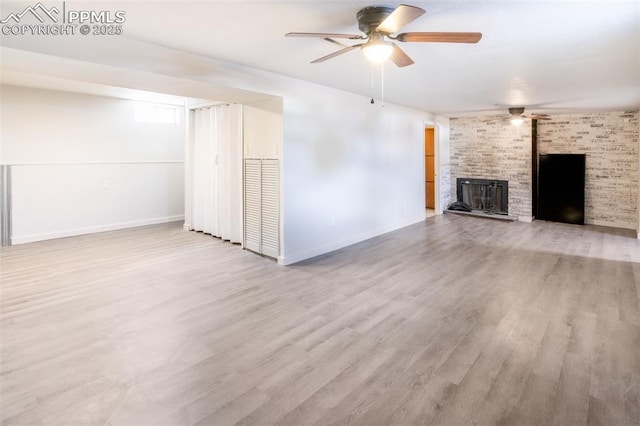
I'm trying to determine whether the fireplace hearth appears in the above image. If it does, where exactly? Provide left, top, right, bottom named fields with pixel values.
left=455, top=178, right=509, bottom=215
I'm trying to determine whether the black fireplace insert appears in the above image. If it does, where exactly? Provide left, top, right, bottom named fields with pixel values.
left=455, top=178, right=509, bottom=215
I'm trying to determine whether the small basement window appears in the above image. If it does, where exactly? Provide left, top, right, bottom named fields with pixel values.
left=135, top=102, right=180, bottom=124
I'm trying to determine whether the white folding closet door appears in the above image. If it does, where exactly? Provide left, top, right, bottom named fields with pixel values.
left=208, top=107, right=218, bottom=236
left=191, top=109, right=202, bottom=231
left=192, top=108, right=212, bottom=233
left=190, top=104, right=242, bottom=244
left=228, top=104, right=243, bottom=244
left=215, top=106, right=227, bottom=239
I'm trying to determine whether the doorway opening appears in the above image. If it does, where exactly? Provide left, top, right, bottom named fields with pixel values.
left=424, top=127, right=436, bottom=218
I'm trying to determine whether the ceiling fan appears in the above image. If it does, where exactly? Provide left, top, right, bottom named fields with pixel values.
left=285, top=4, right=482, bottom=67
left=481, top=107, right=551, bottom=125
left=506, top=107, right=551, bottom=125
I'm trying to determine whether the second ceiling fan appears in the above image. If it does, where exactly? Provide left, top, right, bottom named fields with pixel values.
left=482, top=107, right=552, bottom=125
left=506, top=107, right=551, bottom=125
left=286, top=3, right=482, bottom=67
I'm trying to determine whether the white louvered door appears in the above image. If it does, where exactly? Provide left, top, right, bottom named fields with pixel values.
left=244, top=159, right=279, bottom=259
left=244, top=160, right=261, bottom=254
left=260, top=160, right=279, bottom=258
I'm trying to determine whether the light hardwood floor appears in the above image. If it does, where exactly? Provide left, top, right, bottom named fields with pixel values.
left=1, top=216, right=639, bottom=425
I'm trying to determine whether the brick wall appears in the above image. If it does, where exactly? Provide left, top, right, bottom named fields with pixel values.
left=449, top=117, right=532, bottom=218
left=538, top=111, right=639, bottom=229
left=448, top=110, right=639, bottom=229
left=439, top=161, right=451, bottom=210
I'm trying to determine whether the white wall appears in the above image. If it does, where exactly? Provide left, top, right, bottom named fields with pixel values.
left=231, top=82, right=436, bottom=265
left=281, top=86, right=436, bottom=264
left=1, top=45, right=449, bottom=263
left=243, top=97, right=283, bottom=159
left=435, top=124, right=451, bottom=212
left=1, top=85, right=185, bottom=243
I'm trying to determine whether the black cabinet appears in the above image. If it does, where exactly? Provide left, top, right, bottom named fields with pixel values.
left=537, top=154, right=586, bottom=225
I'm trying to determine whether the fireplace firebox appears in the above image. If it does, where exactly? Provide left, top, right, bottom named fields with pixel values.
left=455, top=178, right=508, bottom=215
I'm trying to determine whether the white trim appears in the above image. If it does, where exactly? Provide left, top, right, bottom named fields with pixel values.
left=434, top=125, right=442, bottom=215
left=9, top=161, right=184, bottom=166
left=423, top=124, right=438, bottom=215
left=279, top=216, right=425, bottom=266
left=184, top=108, right=195, bottom=236
left=189, top=101, right=227, bottom=110
left=12, top=215, right=185, bottom=245
left=424, top=121, right=443, bottom=215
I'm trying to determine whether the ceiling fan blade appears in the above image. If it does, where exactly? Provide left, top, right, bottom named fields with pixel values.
left=323, top=37, right=348, bottom=47
left=390, top=43, right=414, bottom=67
left=376, top=4, right=425, bottom=34
left=481, top=117, right=507, bottom=123
left=396, top=32, right=483, bottom=43
left=286, top=32, right=364, bottom=40
left=311, top=44, right=363, bottom=63
left=529, top=114, right=552, bottom=120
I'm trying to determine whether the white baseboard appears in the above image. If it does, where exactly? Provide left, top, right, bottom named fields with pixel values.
left=12, top=215, right=185, bottom=245
left=518, top=216, right=534, bottom=223
left=279, top=215, right=425, bottom=266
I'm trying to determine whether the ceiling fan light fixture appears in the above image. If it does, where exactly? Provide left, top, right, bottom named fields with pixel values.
left=286, top=4, right=482, bottom=67
left=362, top=40, right=394, bottom=63
left=510, top=117, right=524, bottom=126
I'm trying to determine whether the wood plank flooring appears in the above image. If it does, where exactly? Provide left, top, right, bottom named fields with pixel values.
left=1, top=215, right=639, bottom=425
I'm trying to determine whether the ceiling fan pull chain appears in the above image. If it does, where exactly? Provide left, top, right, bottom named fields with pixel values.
left=370, top=64, right=375, bottom=104
left=381, top=63, right=385, bottom=107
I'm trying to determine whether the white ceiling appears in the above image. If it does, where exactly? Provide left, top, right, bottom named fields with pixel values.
left=1, top=0, right=639, bottom=116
